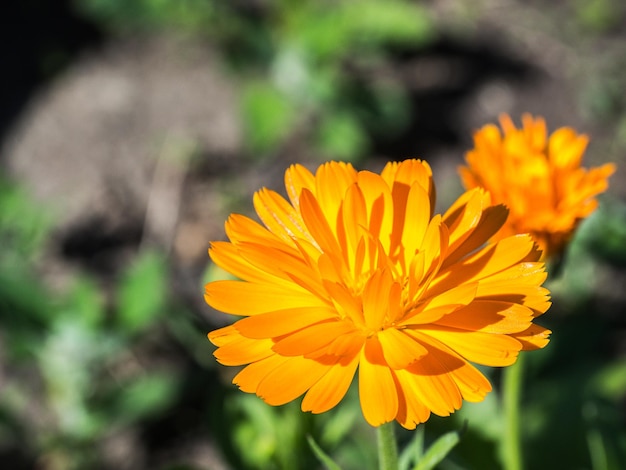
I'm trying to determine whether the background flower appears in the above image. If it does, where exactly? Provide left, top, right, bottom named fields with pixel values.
left=459, top=114, right=616, bottom=259
left=206, top=159, right=551, bottom=429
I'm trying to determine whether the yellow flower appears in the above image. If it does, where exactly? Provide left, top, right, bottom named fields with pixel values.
left=460, top=114, right=616, bottom=259
left=206, top=159, right=551, bottom=429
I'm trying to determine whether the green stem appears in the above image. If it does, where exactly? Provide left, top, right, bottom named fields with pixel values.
left=377, top=421, right=399, bottom=470
left=502, top=354, right=525, bottom=470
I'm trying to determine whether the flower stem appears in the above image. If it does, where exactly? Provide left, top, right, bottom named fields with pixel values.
left=502, top=354, right=525, bottom=470
left=377, top=422, right=399, bottom=470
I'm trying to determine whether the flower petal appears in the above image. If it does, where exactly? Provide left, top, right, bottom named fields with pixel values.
left=362, top=269, right=394, bottom=330
left=285, top=163, right=316, bottom=210
left=205, top=280, right=328, bottom=315
left=257, top=356, right=335, bottom=406
left=359, top=337, right=398, bottom=426
left=272, top=320, right=357, bottom=356
left=213, top=334, right=274, bottom=366
left=253, top=188, right=312, bottom=244
left=302, top=353, right=360, bottom=414
left=315, top=161, right=357, bottom=227
left=402, top=283, right=477, bottom=325
left=512, top=324, right=552, bottom=350
left=234, top=307, right=338, bottom=339
left=233, top=354, right=288, bottom=393
left=393, top=371, right=431, bottom=429
left=378, top=328, right=428, bottom=369
left=434, top=300, right=535, bottom=334
left=416, top=326, right=522, bottom=367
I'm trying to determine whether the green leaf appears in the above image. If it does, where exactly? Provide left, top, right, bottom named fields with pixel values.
left=589, top=359, right=626, bottom=401
left=343, top=1, right=434, bottom=46
left=287, top=1, right=434, bottom=61
left=113, top=373, right=178, bottom=422
left=242, top=81, right=296, bottom=153
left=320, top=404, right=358, bottom=447
left=65, top=277, right=104, bottom=328
left=0, top=177, right=52, bottom=257
left=413, top=425, right=464, bottom=470
left=399, top=426, right=424, bottom=470
left=316, top=112, right=368, bottom=161
left=117, top=251, right=167, bottom=334
left=307, top=435, right=343, bottom=470
left=75, top=0, right=215, bottom=34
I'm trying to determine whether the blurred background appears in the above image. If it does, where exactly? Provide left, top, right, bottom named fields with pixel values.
left=1, top=1, right=626, bottom=469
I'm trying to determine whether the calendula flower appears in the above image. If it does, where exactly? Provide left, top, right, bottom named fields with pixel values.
left=460, top=114, right=616, bottom=259
left=206, top=159, right=551, bottom=429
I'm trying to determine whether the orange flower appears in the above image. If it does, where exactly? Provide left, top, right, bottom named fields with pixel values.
left=206, top=159, right=551, bottom=429
left=460, top=114, right=616, bottom=259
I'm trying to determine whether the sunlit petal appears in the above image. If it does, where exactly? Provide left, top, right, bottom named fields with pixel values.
left=359, top=337, right=399, bottom=426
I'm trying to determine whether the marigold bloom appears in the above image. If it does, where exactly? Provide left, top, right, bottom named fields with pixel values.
left=206, top=159, right=551, bottom=429
left=460, top=114, right=616, bottom=258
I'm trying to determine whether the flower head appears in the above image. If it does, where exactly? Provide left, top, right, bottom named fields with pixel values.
left=460, top=114, right=616, bottom=259
left=206, top=159, right=551, bottom=429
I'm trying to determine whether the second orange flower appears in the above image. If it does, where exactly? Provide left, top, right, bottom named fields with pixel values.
left=460, top=114, right=616, bottom=259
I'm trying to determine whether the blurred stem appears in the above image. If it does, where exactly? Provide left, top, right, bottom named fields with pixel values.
left=586, top=427, right=609, bottom=470
left=502, top=354, right=525, bottom=470
left=377, top=421, right=399, bottom=470
left=584, top=402, right=609, bottom=470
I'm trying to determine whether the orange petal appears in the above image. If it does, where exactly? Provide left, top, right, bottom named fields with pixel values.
left=430, top=234, right=538, bottom=297
left=315, top=161, right=357, bottom=226
left=302, top=353, right=360, bottom=414
left=340, top=183, right=368, bottom=264
left=213, top=341, right=274, bottom=366
left=512, top=324, right=552, bottom=350
left=272, top=320, right=357, bottom=356
left=396, top=363, right=460, bottom=418
left=549, top=128, right=587, bottom=168
left=417, top=326, right=522, bottom=367
left=359, top=337, right=398, bottom=426
left=356, top=170, right=394, bottom=247
left=253, top=188, right=312, bottom=244
left=210, top=241, right=280, bottom=284
left=205, top=280, right=329, bottom=316
left=393, top=370, right=431, bottom=429
left=299, top=188, right=344, bottom=255
left=362, top=269, right=394, bottom=330
left=400, top=183, right=432, bottom=270
left=208, top=325, right=240, bottom=347
left=443, top=203, right=510, bottom=268
left=434, top=300, right=534, bottom=334
left=322, top=331, right=366, bottom=358
left=415, top=338, right=493, bottom=402
left=285, top=163, right=316, bottom=211
left=233, top=354, right=288, bottom=393
left=378, top=328, right=428, bottom=369
left=234, top=307, right=338, bottom=339
left=442, top=188, right=485, bottom=254
left=402, top=283, right=477, bottom=325
left=236, top=242, right=327, bottom=299
left=225, top=213, right=295, bottom=251
left=210, top=325, right=273, bottom=367
left=257, top=356, right=334, bottom=406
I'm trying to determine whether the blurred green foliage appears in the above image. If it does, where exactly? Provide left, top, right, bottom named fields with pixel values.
left=74, top=0, right=435, bottom=161
left=233, top=0, right=434, bottom=160
left=574, top=0, right=625, bottom=33
left=0, top=174, right=185, bottom=469
left=72, top=0, right=215, bottom=33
